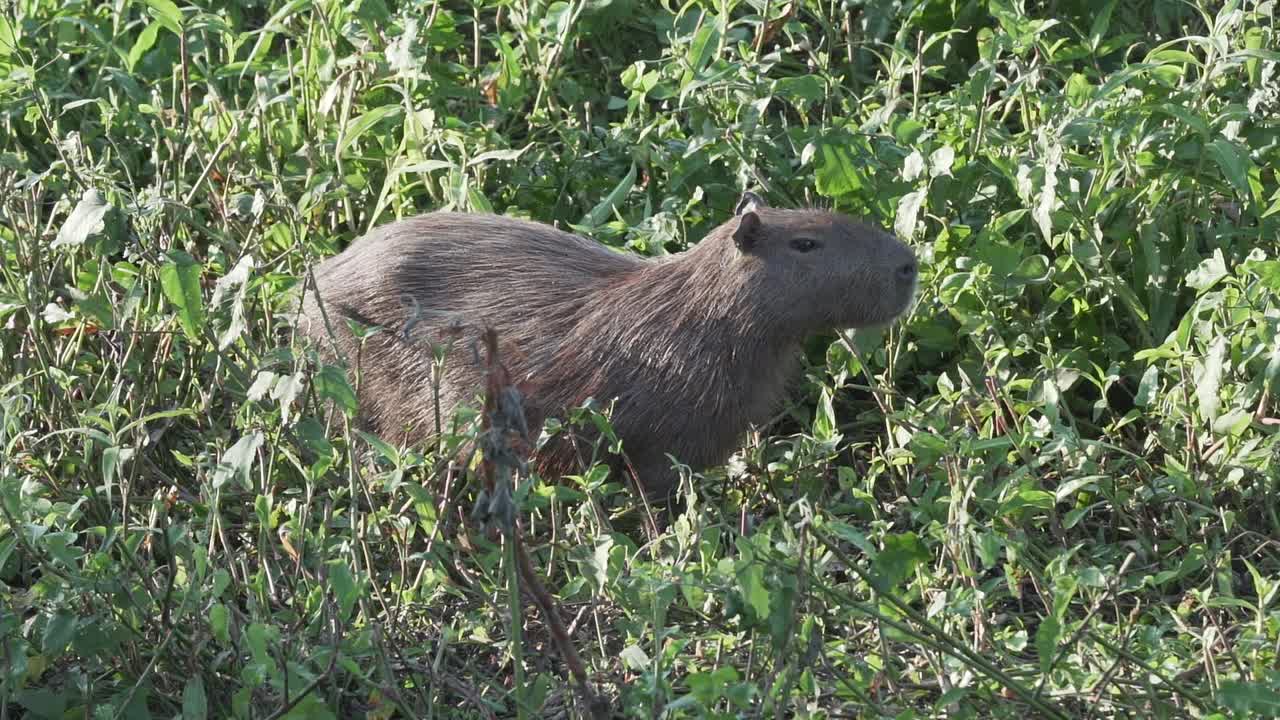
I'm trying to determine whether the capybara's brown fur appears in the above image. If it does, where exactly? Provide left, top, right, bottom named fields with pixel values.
left=300, top=193, right=917, bottom=500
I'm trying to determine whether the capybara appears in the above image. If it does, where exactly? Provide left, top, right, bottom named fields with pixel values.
left=300, top=192, right=917, bottom=500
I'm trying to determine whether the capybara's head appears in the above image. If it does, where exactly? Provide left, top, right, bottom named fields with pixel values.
left=710, top=192, right=918, bottom=334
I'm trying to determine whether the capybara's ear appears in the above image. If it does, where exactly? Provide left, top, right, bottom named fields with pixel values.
left=735, top=191, right=767, bottom=215
left=733, top=210, right=761, bottom=252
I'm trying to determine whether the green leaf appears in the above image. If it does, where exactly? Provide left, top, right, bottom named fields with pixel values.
left=1088, top=0, right=1118, bottom=50
left=1135, top=365, right=1160, bottom=408
left=15, top=689, right=67, bottom=720
left=212, top=432, right=263, bottom=490
left=1265, top=342, right=1280, bottom=395
left=101, top=446, right=135, bottom=502
left=584, top=536, right=614, bottom=592
left=159, top=250, right=205, bottom=339
left=1196, top=338, right=1225, bottom=423
left=337, top=105, right=402, bottom=157
left=1249, top=260, right=1280, bottom=292
left=41, top=610, right=76, bottom=655
left=812, top=386, right=837, bottom=442
left=467, top=145, right=531, bottom=165
left=774, top=75, right=825, bottom=111
left=1065, top=72, right=1092, bottom=107
left=1206, top=139, right=1254, bottom=203
left=52, top=189, right=110, bottom=249
left=327, top=560, right=358, bottom=620
left=315, top=365, right=358, bottom=416
left=687, top=22, right=720, bottom=74
left=145, top=0, right=184, bottom=35
left=209, top=604, right=229, bottom=644
left=1036, top=614, right=1061, bottom=674
left=1219, top=680, right=1280, bottom=715
left=736, top=562, right=770, bottom=621
left=182, top=677, right=208, bottom=720
left=579, top=162, right=636, bottom=228
left=815, top=142, right=865, bottom=198
left=128, top=21, right=162, bottom=71
left=870, top=532, right=928, bottom=593
left=0, top=16, right=16, bottom=59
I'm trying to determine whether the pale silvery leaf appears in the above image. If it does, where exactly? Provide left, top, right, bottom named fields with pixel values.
left=1196, top=337, right=1226, bottom=423
left=42, top=303, right=74, bottom=323
left=211, top=255, right=255, bottom=307
left=52, top=189, right=110, bottom=248
left=1033, top=143, right=1062, bottom=245
left=902, top=150, right=925, bottom=182
left=895, top=190, right=927, bottom=240
left=929, top=146, right=955, bottom=177
left=247, top=371, right=278, bottom=402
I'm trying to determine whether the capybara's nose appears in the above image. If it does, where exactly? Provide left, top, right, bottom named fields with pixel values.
left=897, top=259, right=918, bottom=283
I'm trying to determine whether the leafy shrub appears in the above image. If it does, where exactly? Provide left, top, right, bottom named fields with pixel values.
left=1, top=0, right=1277, bottom=718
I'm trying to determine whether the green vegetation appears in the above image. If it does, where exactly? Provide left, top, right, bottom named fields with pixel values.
left=2, top=0, right=1279, bottom=717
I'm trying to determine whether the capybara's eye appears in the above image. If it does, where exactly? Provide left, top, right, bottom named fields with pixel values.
left=789, top=238, right=820, bottom=252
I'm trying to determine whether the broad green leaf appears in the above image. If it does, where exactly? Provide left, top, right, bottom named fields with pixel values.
left=1206, top=139, right=1254, bottom=203
left=326, top=560, right=358, bottom=620
left=182, top=677, right=208, bottom=720
left=774, top=75, right=825, bottom=110
left=337, top=105, right=402, bottom=157
left=687, top=23, right=720, bottom=74
left=815, top=142, right=865, bottom=198
left=1219, top=681, right=1280, bottom=715
left=0, top=16, right=16, bottom=59
left=72, top=290, right=115, bottom=330
left=1054, top=475, right=1102, bottom=502
left=41, top=611, right=76, bottom=655
left=128, top=21, right=162, bottom=71
left=1036, top=615, right=1061, bottom=674
left=15, top=689, right=66, bottom=720
left=585, top=536, right=615, bottom=592
left=1245, top=27, right=1265, bottom=85
left=209, top=604, right=229, bottom=644
left=1088, top=0, right=1118, bottom=50
left=1265, top=342, right=1280, bottom=394
left=1066, top=72, right=1092, bottom=106
left=736, top=562, right=770, bottom=620
left=315, top=365, right=358, bottom=416
left=1135, top=365, right=1160, bottom=407
left=580, top=162, right=636, bottom=228
left=146, top=0, right=184, bottom=34
left=870, top=532, right=928, bottom=593
left=159, top=250, right=205, bottom=339
left=52, top=189, right=110, bottom=249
